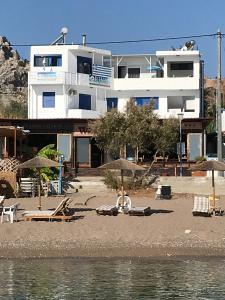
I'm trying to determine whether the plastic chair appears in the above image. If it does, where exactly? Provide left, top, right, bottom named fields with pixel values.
left=1, top=203, right=19, bottom=223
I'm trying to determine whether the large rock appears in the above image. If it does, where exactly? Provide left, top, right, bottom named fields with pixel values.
left=0, top=36, right=29, bottom=104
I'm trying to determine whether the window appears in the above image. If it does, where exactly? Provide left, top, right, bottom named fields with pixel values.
left=43, top=92, right=55, bottom=108
left=34, top=55, right=62, bottom=67
left=170, top=62, right=193, bottom=70
left=77, top=56, right=92, bottom=74
left=103, top=56, right=111, bottom=67
left=118, top=66, right=126, bottom=78
left=128, top=68, right=140, bottom=78
left=135, top=97, right=159, bottom=109
left=79, top=94, right=91, bottom=110
left=107, top=98, right=118, bottom=112
left=57, top=134, right=71, bottom=161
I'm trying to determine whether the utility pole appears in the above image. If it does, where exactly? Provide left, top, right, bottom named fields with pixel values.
left=217, top=29, right=222, bottom=162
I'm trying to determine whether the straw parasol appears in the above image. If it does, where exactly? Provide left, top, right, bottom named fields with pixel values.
left=18, top=156, right=59, bottom=210
left=98, top=158, right=145, bottom=206
left=190, top=160, right=225, bottom=208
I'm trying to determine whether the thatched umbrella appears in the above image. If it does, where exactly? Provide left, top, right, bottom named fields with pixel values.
left=190, top=160, right=225, bottom=208
left=98, top=158, right=145, bottom=206
left=18, top=156, right=59, bottom=210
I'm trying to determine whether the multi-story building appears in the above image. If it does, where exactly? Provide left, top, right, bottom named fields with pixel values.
left=26, top=38, right=205, bottom=168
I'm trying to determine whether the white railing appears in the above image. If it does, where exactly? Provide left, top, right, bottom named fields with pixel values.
left=113, top=77, right=199, bottom=90
left=28, top=69, right=113, bottom=88
left=28, top=72, right=90, bottom=86
left=67, top=109, right=101, bottom=119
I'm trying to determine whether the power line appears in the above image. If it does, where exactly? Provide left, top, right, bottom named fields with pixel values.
left=10, top=33, right=217, bottom=47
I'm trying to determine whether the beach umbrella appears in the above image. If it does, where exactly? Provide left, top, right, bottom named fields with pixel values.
left=190, top=160, right=225, bottom=208
left=18, top=156, right=59, bottom=210
left=98, top=158, right=145, bottom=206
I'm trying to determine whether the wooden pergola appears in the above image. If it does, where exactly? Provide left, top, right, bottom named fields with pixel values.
left=0, top=126, right=29, bottom=158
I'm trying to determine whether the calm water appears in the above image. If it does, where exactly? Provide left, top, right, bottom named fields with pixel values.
left=0, top=257, right=225, bottom=299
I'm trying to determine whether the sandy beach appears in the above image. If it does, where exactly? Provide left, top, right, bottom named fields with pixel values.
left=1, top=187, right=225, bottom=258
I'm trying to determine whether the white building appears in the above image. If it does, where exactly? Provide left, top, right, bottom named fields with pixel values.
left=27, top=39, right=205, bottom=166
left=28, top=43, right=202, bottom=120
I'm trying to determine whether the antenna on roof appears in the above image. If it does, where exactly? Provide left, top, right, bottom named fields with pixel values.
left=51, top=27, right=69, bottom=45
left=181, top=40, right=196, bottom=51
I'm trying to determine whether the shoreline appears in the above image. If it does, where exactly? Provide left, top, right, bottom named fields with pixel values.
left=1, top=242, right=225, bottom=258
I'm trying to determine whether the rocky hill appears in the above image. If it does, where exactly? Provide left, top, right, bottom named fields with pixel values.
left=0, top=36, right=29, bottom=107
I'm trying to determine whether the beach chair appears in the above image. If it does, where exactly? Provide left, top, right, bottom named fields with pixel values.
left=1, top=203, right=19, bottom=223
left=192, top=196, right=212, bottom=217
left=22, top=197, right=73, bottom=222
left=96, top=205, right=118, bottom=216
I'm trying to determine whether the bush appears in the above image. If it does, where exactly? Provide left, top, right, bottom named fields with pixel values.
left=103, top=170, right=119, bottom=190
left=103, top=170, right=143, bottom=190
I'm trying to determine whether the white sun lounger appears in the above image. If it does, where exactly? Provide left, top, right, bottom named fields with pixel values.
left=192, top=196, right=212, bottom=216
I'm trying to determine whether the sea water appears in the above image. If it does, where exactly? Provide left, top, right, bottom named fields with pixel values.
left=0, top=257, right=224, bottom=299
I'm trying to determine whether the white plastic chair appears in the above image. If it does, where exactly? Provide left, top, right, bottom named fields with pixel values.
left=1, top=203, right=19, bottom=223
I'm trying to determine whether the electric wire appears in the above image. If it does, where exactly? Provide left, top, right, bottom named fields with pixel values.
left=10, top=33, right=217, bottom=47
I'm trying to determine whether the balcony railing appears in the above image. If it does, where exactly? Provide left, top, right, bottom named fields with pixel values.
left=113, top=77, right=199, bottom=90
left=28, top=67, right=113, bottom=88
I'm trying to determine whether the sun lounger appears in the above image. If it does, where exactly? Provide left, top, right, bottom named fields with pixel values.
left=96, top=205, right=118, bottom=216
left=192, top=196, right=212, bottom=217
left=128, top=206, right=151, bottom=216
left=22, top=197, right=73, bottom=221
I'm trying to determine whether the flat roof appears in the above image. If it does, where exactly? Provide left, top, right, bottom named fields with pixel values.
left=31, top=44, right=111, bottom=56
left=112, top=53, right=155, bottom=57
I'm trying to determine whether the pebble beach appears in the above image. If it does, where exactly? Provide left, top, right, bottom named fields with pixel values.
left=1, top=188, right=225, bottom=258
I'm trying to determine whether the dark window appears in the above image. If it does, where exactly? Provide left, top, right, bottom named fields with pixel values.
left=103, top=56, right=111, bottom=67
left=79, top=94, right=91, bottom=110
left=107, top=98, right=118, bottom=112
left=43, top=92, right=55, bottom=108
left=77, top=56, right=92, bottom=74
left=118, top=66, right=126, bottom=78
left=34, top=55, right=62, bottom=67
left=135, top=97, right=159, bottom=109
left=128, top=68, right=140, bottom=78
left=170, top=62, right=193, bottom=70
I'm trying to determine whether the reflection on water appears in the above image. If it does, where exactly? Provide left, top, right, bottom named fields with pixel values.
left=0, top=257, right=225, bottom=299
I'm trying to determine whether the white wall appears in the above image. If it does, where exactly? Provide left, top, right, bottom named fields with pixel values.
left=29, top=85, right=65, bottom=119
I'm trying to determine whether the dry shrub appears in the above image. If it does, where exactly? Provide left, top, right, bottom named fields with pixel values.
left=0, top=171, right=17, bottom=198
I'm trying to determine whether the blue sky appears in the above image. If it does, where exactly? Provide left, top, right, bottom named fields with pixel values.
left=1, top=0, right=225, bottom=77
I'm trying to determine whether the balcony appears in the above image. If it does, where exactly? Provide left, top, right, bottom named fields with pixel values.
left=67, top=109, right=101, bottom=119
left=28, top=68, right=113, bottom=88
left=28, top=72, right=90, bottom=86
left=113, top=77, right=199, bottom=91
left=159, top=109, right=198, bottom=119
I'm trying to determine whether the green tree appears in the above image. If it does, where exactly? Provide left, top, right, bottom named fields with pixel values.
left=90, top=102, right=179, bottom=168
left=37, top=144, right=60, bottom=182
left=154, top=118, right=179, bottom=166
left=125, top=99, right=158, bottom=161
left=90, top=111, right=127, bottom=158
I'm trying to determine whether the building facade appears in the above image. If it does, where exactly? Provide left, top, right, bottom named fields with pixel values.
left=27, top=42, right=205, bottom=167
